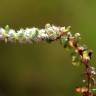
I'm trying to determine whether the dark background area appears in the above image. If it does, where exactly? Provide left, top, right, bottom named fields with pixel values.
left=0, top=0, right=96, bottom=96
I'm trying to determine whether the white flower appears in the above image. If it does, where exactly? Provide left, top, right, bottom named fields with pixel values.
left=8, top=29, right=16, bottom=37
left=0, top=28, right=5, bottom=35
left=67, top=32, right=72, bottom=37
left=39, top=29, right=45, bottom=33
left=75, top=33, right=80, bottom=37
left=29, top=28, right=38, bottom=38
left=60, top=27, right=66, bottom=32
left=6, top=29, right=17, bottom=42
left=47, top=27, right=54, bottom=33
left=91, top=67, right=96, bottom=75
left=24, top=28, right=31, bottom=37
left=45, top=24, right=51, bottom=28
left=60, top=26, right=71, bottom=33
left=17, top=29, right=24, bottom=37
left=38, top=29, right=48, bottom=39
left=52, top=26, right=59, bottom=32
left=91, top=71, right=96, bottom=75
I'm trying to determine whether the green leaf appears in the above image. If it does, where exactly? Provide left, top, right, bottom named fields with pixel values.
left=60, top=36, right=68, bottom=48
left=91, top=88, right=96, bottom=94
left=32, top=28, right=39, bottom=39
left=71, top=52, right=81, bottom=66
left=65, top=26, right=71, bottom=32
left=5, top=25, right=10, bottom=33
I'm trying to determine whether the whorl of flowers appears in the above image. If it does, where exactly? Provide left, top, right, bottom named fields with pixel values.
left=0, top=24, right=96, bottom=96
left=0, top=24, right=71, bottom=43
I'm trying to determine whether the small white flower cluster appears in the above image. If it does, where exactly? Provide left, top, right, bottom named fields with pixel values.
left=90, top=67, right=96, bottom=75
left=0, top=24, right=71, bottom=43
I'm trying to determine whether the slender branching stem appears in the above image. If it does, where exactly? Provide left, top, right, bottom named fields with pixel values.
left=0, top=24, right=96, bottom=96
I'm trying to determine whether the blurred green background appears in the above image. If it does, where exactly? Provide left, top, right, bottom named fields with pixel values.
left=0, top=0, right=96, bottom=96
